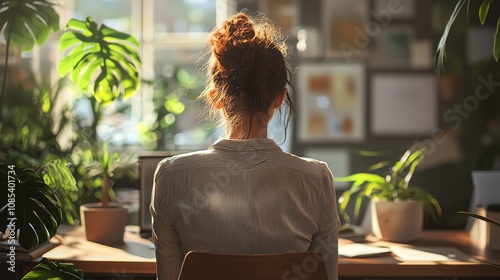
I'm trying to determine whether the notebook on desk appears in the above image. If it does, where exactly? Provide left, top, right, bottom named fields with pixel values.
left=138, top=151, right=187, bottom=236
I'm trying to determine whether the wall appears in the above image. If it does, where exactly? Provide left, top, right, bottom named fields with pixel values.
left=239, top=0, right=500, bottom=229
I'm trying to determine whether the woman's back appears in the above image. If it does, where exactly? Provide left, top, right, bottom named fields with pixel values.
left=151, top=138, right=339, bottom=279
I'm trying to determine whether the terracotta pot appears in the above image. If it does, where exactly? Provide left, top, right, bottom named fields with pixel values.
left=371, top=200, right=423, bottom=243
left=80, top=202, right=128, bottom=245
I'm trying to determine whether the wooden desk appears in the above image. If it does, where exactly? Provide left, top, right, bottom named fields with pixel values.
left=41, top=226, right=500, bottom=279
left=42, top=225, right=155, bottom=276
left=338, top=231, right=500, bottom=278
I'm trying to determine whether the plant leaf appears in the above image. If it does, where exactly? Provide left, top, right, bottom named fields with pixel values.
left=339, top=190, right=353, bottom=213
left=58, top=17, right=141, bottom=105
left=0, top=164, right=62, bottom=249
left=356, top=150, right=391, bottom=157
left=0, top=0, right=59, bottom=51
left=434, top=0, right=468, bottom=75
left=368, top=161, right=390, bottom=171
left=58, top=32, right=81, bottom=52
left=479, top=0, right=492, bottom=25
left=335, top=173, right=386, bottom=183
left=101, top=24, right=140, bottom=46
left=458, top=211, right=500, bottom=227
left=494, top=17, right=500, bottom=62
left=22, top=258, right=85, bottom=280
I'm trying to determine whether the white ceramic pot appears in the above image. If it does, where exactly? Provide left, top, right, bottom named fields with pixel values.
left=371, top=200, right=423, bottom=243
left=470, top=206, right=500, bottom=251
left=80, top=202, right=128, bottom=245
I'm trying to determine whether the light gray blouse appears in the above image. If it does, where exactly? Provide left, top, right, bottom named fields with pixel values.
left=150, top=138, right=340, bottom=280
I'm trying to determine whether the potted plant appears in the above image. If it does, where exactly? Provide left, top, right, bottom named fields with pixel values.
left=0, top=163, right=84, bottom=279
left=57, top=16, right=142, bottom=245
left=77, top=143, right=130, bottom=245
left=337, top=148, right=442, bottom=243
left=0, top=0, right=140, bottom=277
left=2, top=7, right=141, bottom=245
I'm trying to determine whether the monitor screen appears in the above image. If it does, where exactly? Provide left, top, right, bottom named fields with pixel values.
left=138, top=151, right=187, bottom=233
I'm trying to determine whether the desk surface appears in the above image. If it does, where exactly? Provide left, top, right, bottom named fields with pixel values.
left=42, top=226, right=500, bottom=277
left=338, top=231, right=500, bottom=277
left=43, top=225, right=156, bottom=275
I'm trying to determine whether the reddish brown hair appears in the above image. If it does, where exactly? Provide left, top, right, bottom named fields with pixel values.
left=201, top=12, right=294, bottom=138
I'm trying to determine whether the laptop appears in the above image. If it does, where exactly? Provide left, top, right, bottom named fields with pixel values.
left=138, top=151, right=187, bottom=236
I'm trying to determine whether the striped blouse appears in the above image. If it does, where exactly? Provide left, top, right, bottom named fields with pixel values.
left=150, top=138, right=340, bottom=280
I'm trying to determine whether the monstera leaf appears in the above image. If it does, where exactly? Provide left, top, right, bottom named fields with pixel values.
left=0, top=164, right=62, bottom=249
left=58, top=17, right=141, bottom=105
left=22, top=258, right=84, bottom=280
left=0, top=0, right=59, bottom=51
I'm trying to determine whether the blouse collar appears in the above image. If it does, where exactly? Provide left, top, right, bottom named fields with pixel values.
left=210, top=138, right=282, bottom=152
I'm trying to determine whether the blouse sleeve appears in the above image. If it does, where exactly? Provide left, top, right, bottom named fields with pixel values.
left=150, top=159, right=185, bottom=280
left=309, top=163, right=340, bottom=280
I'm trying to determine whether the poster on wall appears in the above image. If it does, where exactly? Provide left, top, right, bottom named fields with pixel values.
left=298, top=63, right=365, bottom=142
left=368, top=25, right=414, bottom=68
left=371, top=74, right=437, bottom=136
left=324, top=0, right=368, bottom=59
left=374, top=0, right=415, bottom=19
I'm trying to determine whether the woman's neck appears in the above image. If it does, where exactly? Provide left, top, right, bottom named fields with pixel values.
left=226, top=115, right=269, bottom=139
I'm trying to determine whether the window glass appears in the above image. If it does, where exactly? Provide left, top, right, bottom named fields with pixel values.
left=32, top=0, right=291, bottom=151
left=73, top=0, right=132, bottom=32
left=154, top=0, right=216, bottom=35
left=142, top=46, right=216, bottom=150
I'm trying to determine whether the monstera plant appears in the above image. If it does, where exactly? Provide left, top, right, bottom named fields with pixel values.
left=56, top=16, right=142, bottom=244
left=58, top=16, right=141, bottom=105
left=57, top=15, right=141, bottom=207
left=0, top=164, right=61, bottom=249
left=0, top=0, right=60, bottom=126
left=0, top=163, right=84, bottom=279
left=22, top=258, right=84, bottom=280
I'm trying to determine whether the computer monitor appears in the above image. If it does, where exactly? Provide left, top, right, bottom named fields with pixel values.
left=138, top=151, right=186, bottom=234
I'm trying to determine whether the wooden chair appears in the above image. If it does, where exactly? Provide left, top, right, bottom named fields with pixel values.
left=177, top=251, right=328, bottom=280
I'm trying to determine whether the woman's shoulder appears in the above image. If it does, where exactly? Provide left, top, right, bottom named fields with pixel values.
left=156, top=149, right=216, bottom=171
left=279, top=152, right=331, bottom=177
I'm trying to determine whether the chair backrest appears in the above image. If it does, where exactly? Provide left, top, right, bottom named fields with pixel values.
left=178, top=251, right=328, bottom=280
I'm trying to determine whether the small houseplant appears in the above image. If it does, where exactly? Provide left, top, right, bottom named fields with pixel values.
left=338, top=148, right=442, bottom=243
left=58, top=16, right=142, bottom=245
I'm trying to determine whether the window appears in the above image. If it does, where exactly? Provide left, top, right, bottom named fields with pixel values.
left=30, top=0, right=292, bottom=152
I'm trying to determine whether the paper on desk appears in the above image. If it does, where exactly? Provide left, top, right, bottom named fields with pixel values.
left=390, top=246, right=476, bottom=262
left=339, top=243, right=391, bottom=258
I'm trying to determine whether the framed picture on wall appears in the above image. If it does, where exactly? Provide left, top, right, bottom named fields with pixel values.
left=324, top=0, right=368, bottom=59
left=297, top=63, right=366, bottom=142
left=266, top=0, right=297, bottom=36
left=369, top=25, right=414, bottom=68
left=370, top=73, right=437, bottom=136
left=374, top=0, right=415, bottom=19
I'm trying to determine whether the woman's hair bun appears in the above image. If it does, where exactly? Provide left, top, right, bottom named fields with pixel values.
left=212, top=13, right=256, bottom=51
left=202, top=12, right=292, bottom=135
